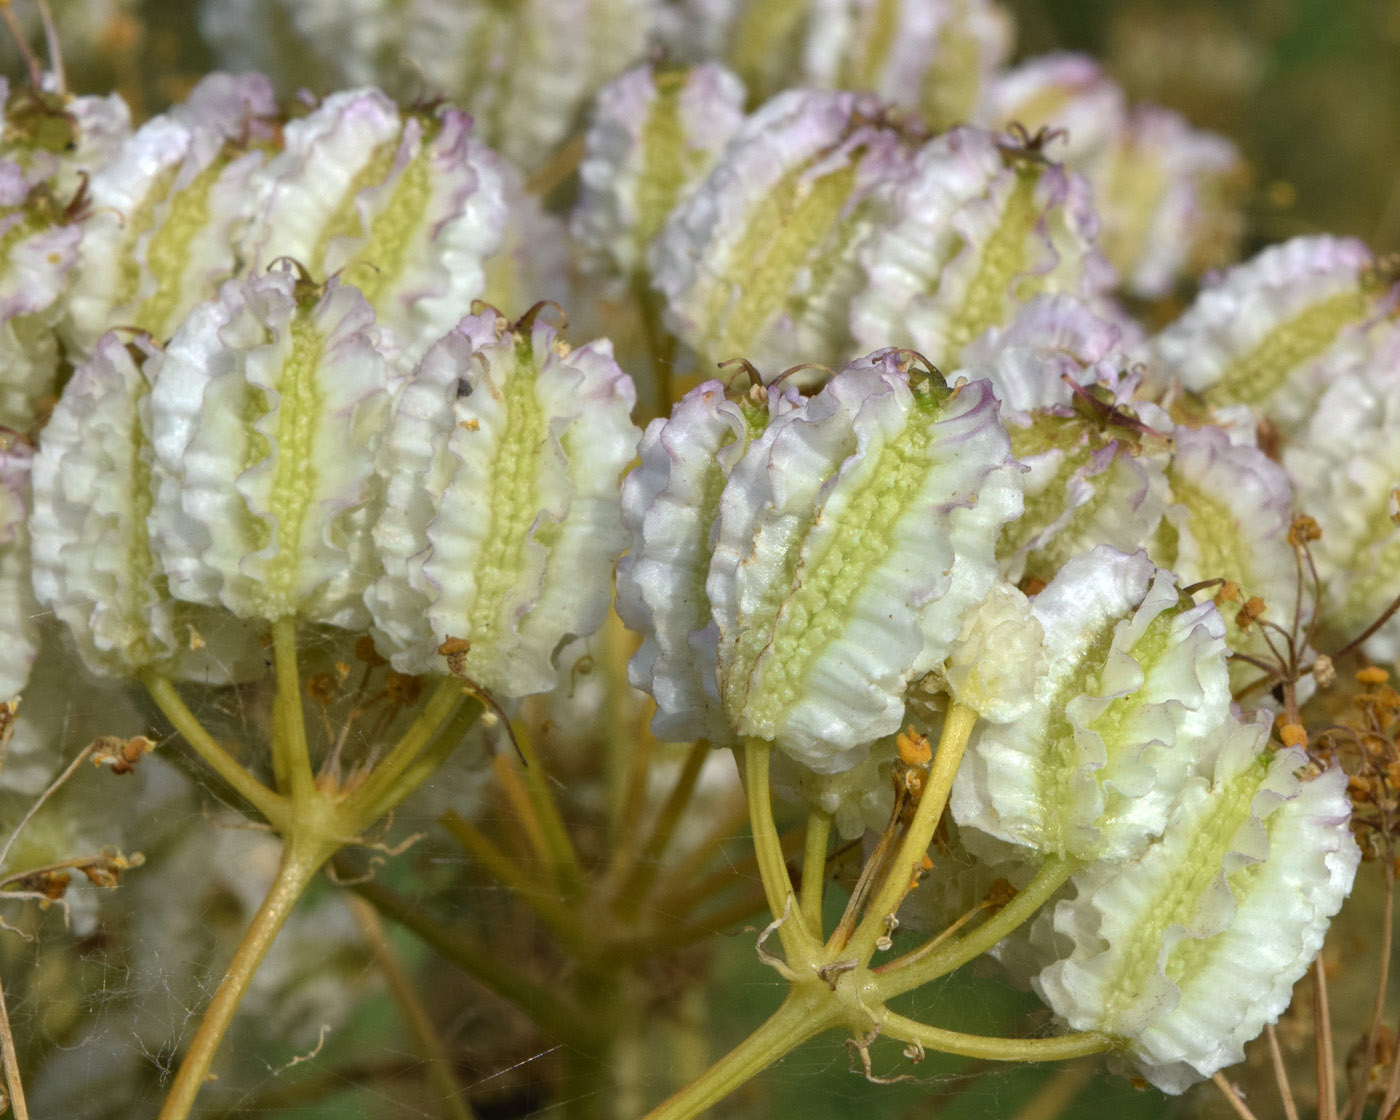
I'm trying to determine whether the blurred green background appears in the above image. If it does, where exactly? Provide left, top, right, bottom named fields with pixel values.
left=1007, top=0, right=1400, bottom=258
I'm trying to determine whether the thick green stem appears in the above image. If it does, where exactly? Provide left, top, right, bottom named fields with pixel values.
left=560, top=968, right=646, bottom=1120
left=357, top=689, right=483, bottom=826
left=799, top=809, right=832, bottom=933
left=641, top=991, right=836, bottom=1120
left=742, top=740, right=813, bottom=954
left=878, top=1010, right=1112, bottom=1063
left=346, top=895, right=477, bottom=1120
left=270, top=617, right=314, bottom=803
left=344, top=872, right=591, bottom=1045
left=142, top=673, right=284, bottom=827
left=613, top=998, right=648, bottom=1120
left=439, top=811, right=591, bottom=955
left=149, top=637, right=485, bottom=1120
left=157, top=835, right=333, bottom=1120
left=560, top=969, right=627, bottom=1120
left=848, top=704, right=977, bottom=961
left=875, top=857, right=1075, bottom=1000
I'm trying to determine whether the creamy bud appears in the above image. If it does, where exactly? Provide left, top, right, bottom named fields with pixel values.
left=242, top=88, right=509, bottom=369
left=61, top=72, right=278, bottom=352
left=1092, top=105, right=1245, bottom=299
left=30, top=333, right=260, bottom=678
left=999, top=395, right=1172, bottom=589
left=1284, top=341, right=1400, bottom=660
left=772, top=734, right=897, bottom=840
left=798, top=0, right=1012, bottom=130
left=943, top=581, right=1044, bottom=723
left=0, top=443, right=39, bottom=697
left=405, top=0, right=656, bottom=171
left=1143, top=236, right=1394, bottom=434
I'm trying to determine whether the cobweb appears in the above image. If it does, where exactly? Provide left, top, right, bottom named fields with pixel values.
left=0, top=612, right=424, bottom=1117
left=0, top=610, right=1158, bottom=1119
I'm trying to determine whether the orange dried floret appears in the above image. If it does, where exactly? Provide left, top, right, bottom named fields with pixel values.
left=354, top=635, right=387, bottom=665
left=907, top=853, right=935, bottom=892
left=1289, top=515, right=1322, bottom=546
left=1357, top=666, right=1390, bottom=686
left=896, top=725, right=932, bottom=768
left=1235, top=597, right=1267, bottom=628
left=306, top=672, right=339, bottom=704
left=1279, top=723, right=1308, bottom=749
left=386, top=672, right=424, bottom=706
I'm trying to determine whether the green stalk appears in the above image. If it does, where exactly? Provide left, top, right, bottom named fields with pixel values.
left=742, top=740, right=814, bottom=955
left=492, top=753, right=558, bottom=869
left=142, top=673, right=285, bottom=827
left=560, top=969, right=625, bottom=1120
left=270, top=617, right=314, bottom=803
left=0, top=971, right=28, bottom=1120
left=658, top=817, right=799, bottom=916
left=634, top=278, right=678, bottom=419
left=157, top=834, right=334, bottom=1120
left=847, top=703, right=977, bottom=961
left=439, top=811, right=591, bottom=955
left=353, top=689, right=483, bottom=825
left=598, top=610, right=643, bottom=844
left=798, top=809, right=832, bottom=933
left=874, top=856, right=1075, bottom=1000
left=608, top=724, right=656, bottom=871
left=512, top=725, right=586, bottom=891
left=346, top=895, right=477, bottom=1120
left=633, top=887, right=772, bottom=952
left=878, top=1010, right=1113, bottom=1063
left=341, top=675, right=466, bottom=823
